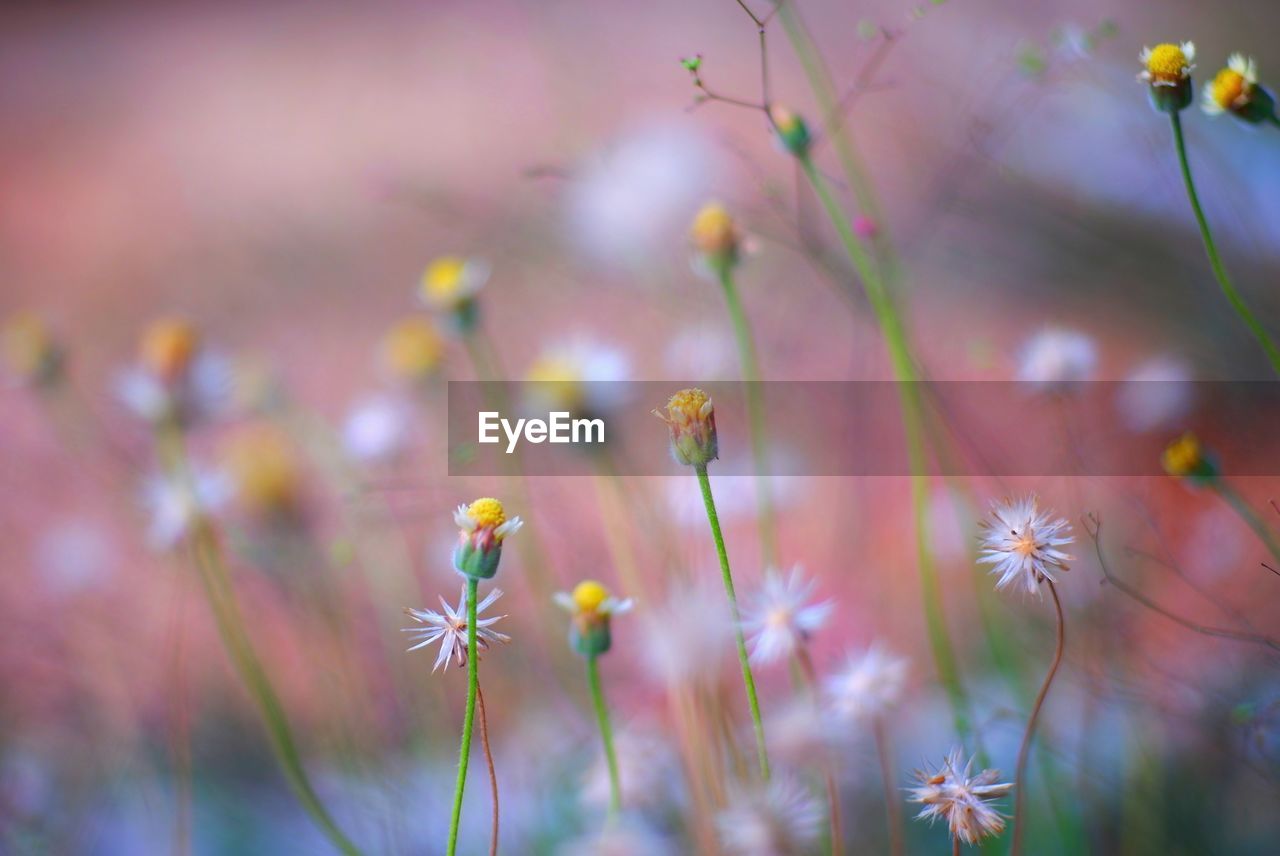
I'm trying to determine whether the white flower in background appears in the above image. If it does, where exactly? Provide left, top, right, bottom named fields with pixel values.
left=663, top=322, right=737, bottom=378
left=716, top=776, right=824, bottom=856
left=342, top=394, right=412, bottom=463
left=116, top=318, right=233, bottom=427
left=567, top=122, right=717, bottom=266
left=742, top=565, right=834, bottom=665
left=825, top=641, right=910, bottom=723
left=580, top=729, right=679, bottom=813
left=909, top=748, right=1013, bottom=845
left=403, top=585, right=510, bottom=673
left=141, top=467, right=233, bottom=550
left=1115, top=355, right=1194, bottom=433
left=978, top=495, right=1074, bottom=594
left=641, top=583, right=733, bottom=686
left=525, top=337, right=632, bottom=414
left=1016, top=327, right=1097, bottom=390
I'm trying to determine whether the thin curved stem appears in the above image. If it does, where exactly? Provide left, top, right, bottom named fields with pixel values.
left=694, top=463, right=770, bottom=779
left=952, top=836, right=961, bottom=856
left=1169, top=111, right=1280, bottom=375
left=446, top=577, right=480, bottom=856
left=476, top=684, right=499, bottom=856
left=874, top=718, right=904, bottom=856
left=586, top=654, right=622, bottom=817
left=716, top=263, right=779, bottom=565
left=1010, top=580, right=1066, bottom=856
left=1215, top=482, right=1280, bottom=567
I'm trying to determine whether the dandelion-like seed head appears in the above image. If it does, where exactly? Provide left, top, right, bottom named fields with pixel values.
left=381, top=316, right=443, bottom=382
left=742, top=565, right=834, bottom=665
left=453, top=496, right=522, bottom=579
left=909, top=748, right=1013, bottom=846
left=978, top=494, right=1074, bottom=595
left=717, top=775, right=824, bottom=855
left=655, top=387, right=718, bottom=467
left=403, top=585, right=510, bottom=673
left=140, top=318, right=200, bottom=382
left=825, top=641, right=909, bottom=722
left=690, top=201, right=740, bottom=268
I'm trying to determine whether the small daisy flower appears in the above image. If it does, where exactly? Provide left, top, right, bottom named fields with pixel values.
left=117, top=318, right=233, bottom=427
left=1138, top=42, right=1195, bottom=112
left=742, top=565, right=834, bottom=665
left=342, top=393, right=412, bottom=464
left=380, top=316, right=444, bottom=384
left=909, top=748, right=1014, bottom=846
left=554, top=579, right=634, bottom=657
left=1016, top=327, right=1096, bottom=390
left=141, top=466, right=234, bottom=550
left=525, top=337, right=631, bottom=414
left=453, top=497, right=522, bottom=580
left=1202, top=54, right=1277, bottom=124
left=3, top=312, right=63, bottom=388
left=825, top=641, right=909, bottom=723
left=655, top=387, right=717, bottom=468
left=978, top=495, right=1074, bottom=595
left=403, top=585, right=510, bottom=673
left=716, top=775, right=824, bottom=856
left=417, top=256, right=490, bottom=331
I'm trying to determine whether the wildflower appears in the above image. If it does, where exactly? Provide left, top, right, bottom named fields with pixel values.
left=1016, top=327, right=1096, bottom=390
left=909, top=748, right=1013, bottom=846
left=742, top=565, right=834, bottom=665
left=117, top=318, right=232, bottom=427
left=141, top=466, right=233, bottom=550
left=1138, top=42, right=1195, bottom=113
left=380, top=316, right=443, bottom=383
left=452, top=497, right=522, bottom=580
left=525, top=337, right=631, bottom=415
left=342, top=394, right=411, bottom=463
left=554, top=579, right=633, bottom=657
left=221, top=423, right=303, bottom=518
left=2, top=312, right=63, bottom=387
left=403, top=585, right=510, bottom=673
left=417, top=256, right=489, bottom=331
left=716, top=776, right=824, bottom=856
left=825, top=642, right=909, bottom=723
left=690, top=202, right=741, bottom=273
left=1202, top=54, right=1277, bottom=124
left=769, top=104, right=812, bottom=157
left=978, top=495, right=1074, bottom=594
left=1162, top=431, right=1219, bottom=483
left=654, top=387, right=717, bottom=467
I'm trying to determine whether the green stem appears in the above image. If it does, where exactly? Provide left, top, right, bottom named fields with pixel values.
left=447, top=577, right=481, bottom=856
left=1170, top=111, right=1280, bottom=375
left=586, top=654, right=622, bottom=816
left=694, top=463, right=770, bottom=779
left=798, top=154, right=974, bottom=746
left=156, top=425, right=361, bottom=856
left=716, top=263, right=779, bottom=566
left=1215, top=481, right=1280, bottom=566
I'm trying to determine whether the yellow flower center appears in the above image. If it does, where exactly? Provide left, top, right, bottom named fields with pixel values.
left=140, top=318, right=199, bottom=380
left=666, top=387, right=712, bottom=420
left=1146, top=44, right=1189, bottom=82
left=1162, top=432, right=1202, bottom=476
left=690, top=202, right=738, bottom=258
left=572, top=580, right=610, bottom=613
left=1210, top=68, right=1247, bottom=109
left=382, top=317, right=443, bottom=380
left=467, top=497, right=506, bottom=529
left=1012, top=532, right=1038, bottom=558
left=421, top=256, right=468, bottom=302
left=224, top=425, right=300, bottom=512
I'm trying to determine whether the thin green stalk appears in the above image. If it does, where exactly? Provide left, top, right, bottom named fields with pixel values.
left=1215, top=481, right=1280, bottom=566
left=694, top=463, right=770, bottom=779
left=1169, top=111, right=1280, bottom=375
left=586, top=654, right=622, bottom=817
left=716, top=263, right=779, bottom=566
left=798, top=154, right=974, bottom=745
left=156, top=426, right=361, bottom=856
left=447, top=577, right=481, bottom=856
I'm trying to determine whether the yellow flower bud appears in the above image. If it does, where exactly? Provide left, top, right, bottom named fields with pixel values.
left=140, top=318, right=200, bottom=382
left=656, top=387, right=718, bottom=468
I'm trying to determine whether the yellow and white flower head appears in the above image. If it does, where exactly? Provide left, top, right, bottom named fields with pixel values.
left=978, top=494, right=1074, bottom=595
left=1162, top=431, right=1218, bottom=483
left=824, top=641, right=909, bottom=723
left=380, top=316, right=443, bottom=385
left=117, top=318, right=233, bottom=427
left=1138, top=42, right=1195, bottom=112
left=417, top=255, right=490, bottom=332
left=716, top=775, right=824, bottom=856
left=554, top=579, right=633, bottom=657
left=909, top=748, right=1014, bottom=846
left=525, top=337, right=631, bottom=416
left=742, top=565, right=834, bottom=665
left=452, top=497, right=522, bottom=580
left=655, top=387, right=718, bottom=468
left=403, top=585, right=510, bottom=673
left=3, top=311, right=64, bottom=388
left=1203, top=54, right=1276, bottom=124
